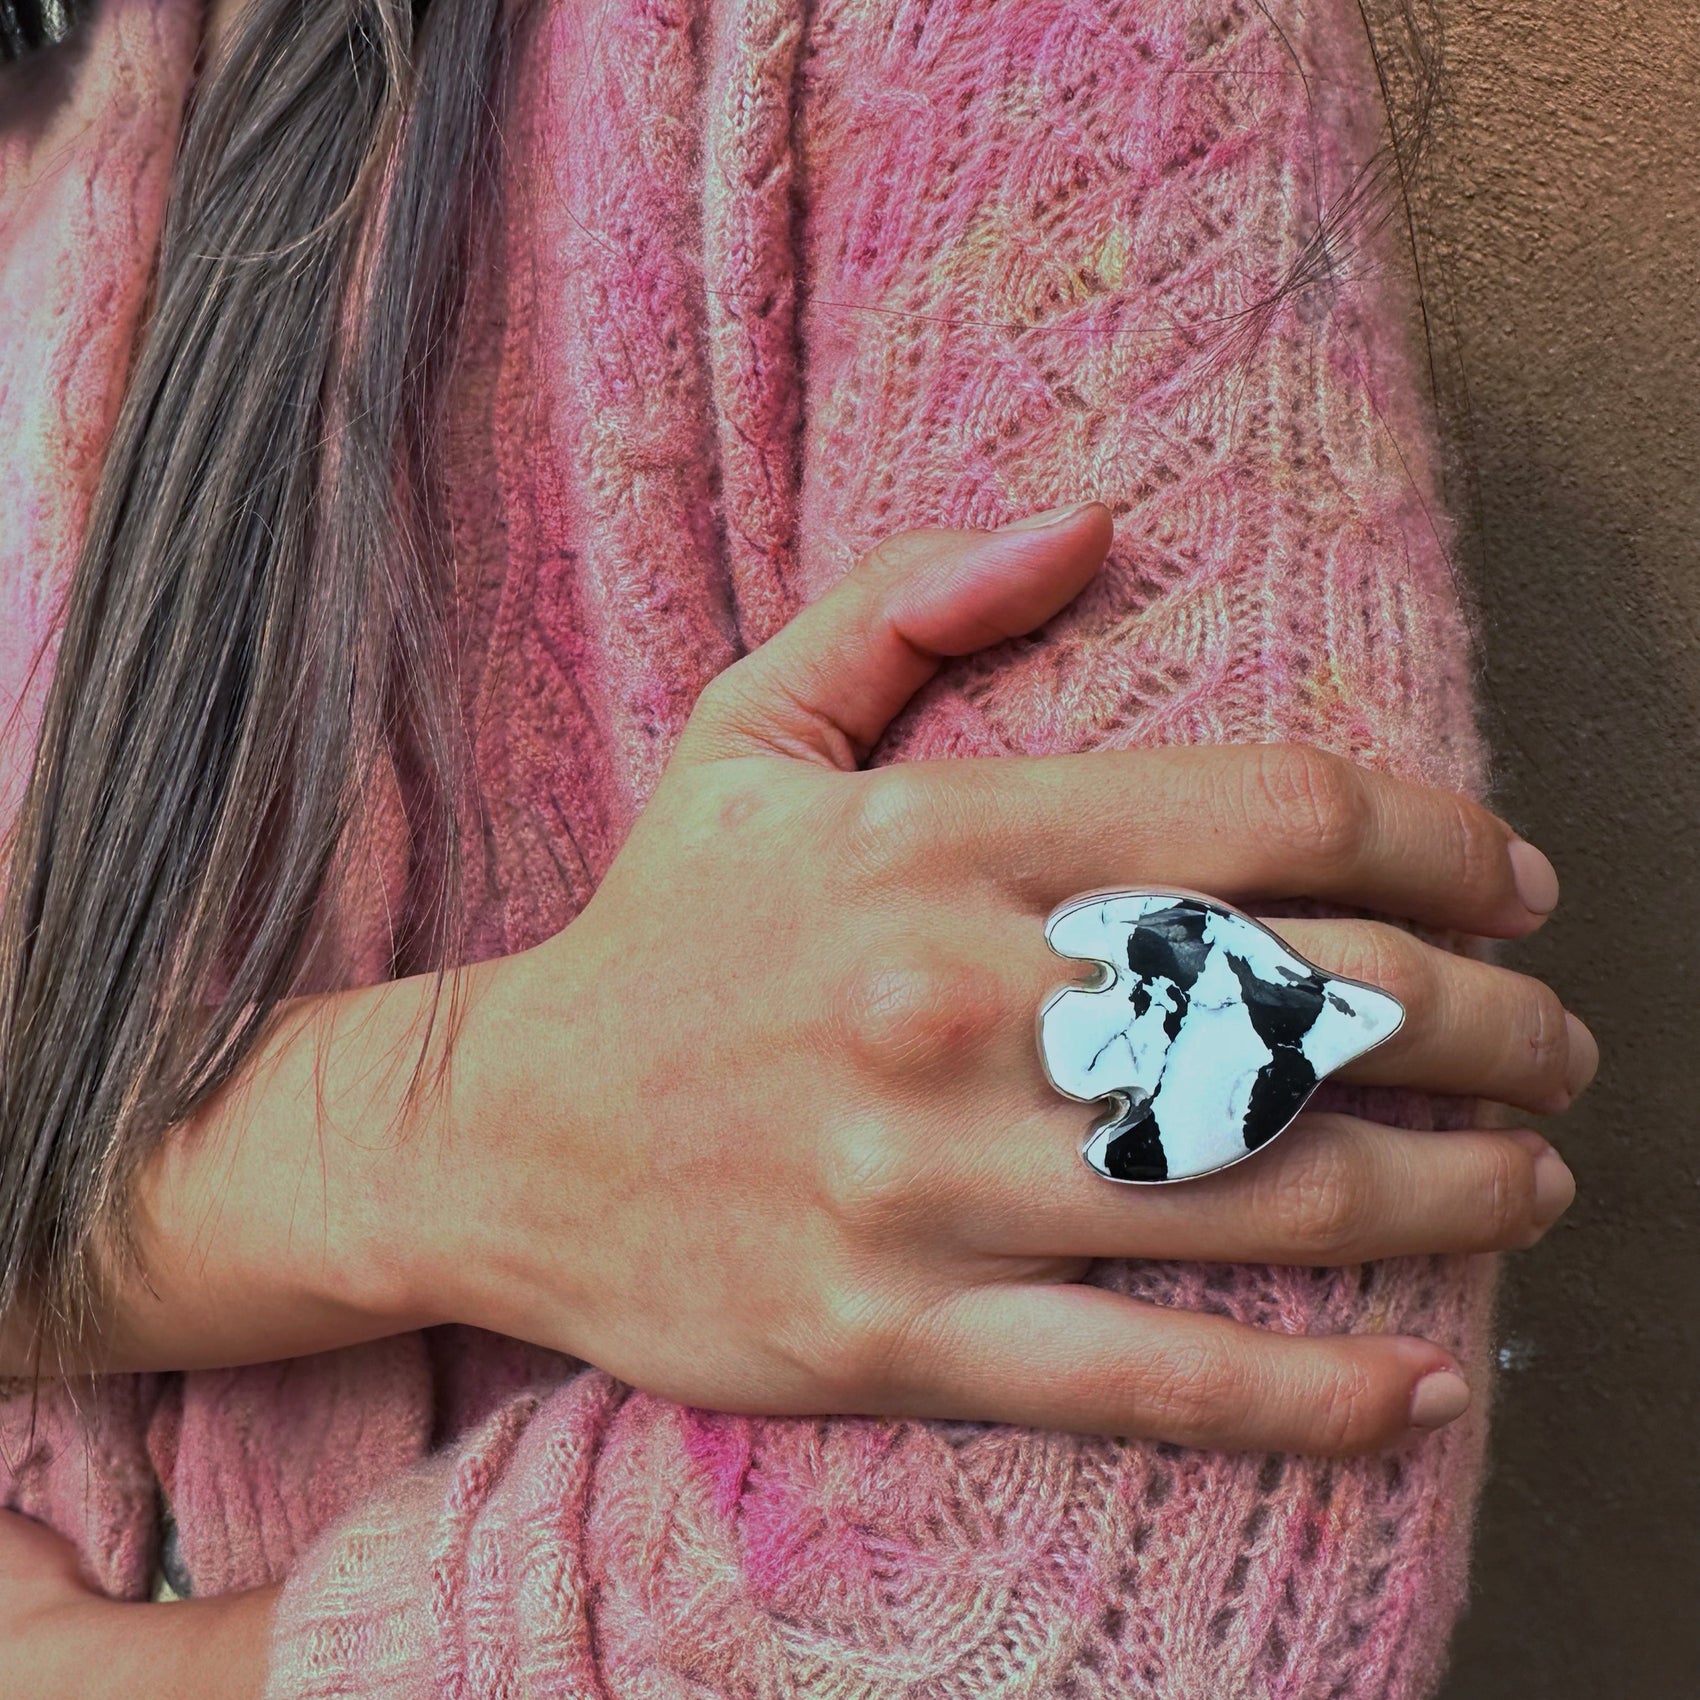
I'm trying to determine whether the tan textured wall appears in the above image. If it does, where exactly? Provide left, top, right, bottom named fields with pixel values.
left=1414, top=3, right=1700, bottom=1694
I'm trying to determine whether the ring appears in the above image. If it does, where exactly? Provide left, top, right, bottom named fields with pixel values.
left=1036, top=887, right=1405, bottom=1184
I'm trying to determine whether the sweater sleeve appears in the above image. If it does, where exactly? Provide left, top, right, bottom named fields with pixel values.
left=267, top=1, right=1496, bottom=1694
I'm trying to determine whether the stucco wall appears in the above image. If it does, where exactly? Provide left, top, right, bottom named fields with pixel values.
left=1415, top=3, right=1699, bottom=1694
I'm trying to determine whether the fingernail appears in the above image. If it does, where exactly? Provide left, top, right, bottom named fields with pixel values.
left=1408, top=1369, right=1472, bottom=1431
left=1508, top=837, right=1560, bottom=915
left=996, top=500, right=1100, bottom=533
left=1504, top=1130, right=1576, bottom=1228
left=1564, top=1011, right=1599, bottom=1099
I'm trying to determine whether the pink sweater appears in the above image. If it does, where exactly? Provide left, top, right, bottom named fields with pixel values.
left=0, top=0, right=1498, bottom=1693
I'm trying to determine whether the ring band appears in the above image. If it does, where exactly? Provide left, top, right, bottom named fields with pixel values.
left=1037, top=887, right=1405, bottom=1184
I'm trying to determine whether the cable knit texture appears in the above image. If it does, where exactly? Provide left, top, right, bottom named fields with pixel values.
left=0, top=0, right=1500, bottom=1694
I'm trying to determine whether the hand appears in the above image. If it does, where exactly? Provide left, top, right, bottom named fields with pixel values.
left=0, top=1509, right=274, bottom=1700
left=424, top=501, right=1594, bottom=1455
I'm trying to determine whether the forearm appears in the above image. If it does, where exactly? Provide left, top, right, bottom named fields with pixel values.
left=29, top=1588, right=278, bottom=1700
left=2, top=954, right=513, bottom=1376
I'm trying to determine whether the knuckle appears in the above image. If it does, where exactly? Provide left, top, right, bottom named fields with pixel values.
left=857, top=528, right=937, bottom=591
left=808, top=1279, right=927, bottom=1404
left=1244, top=743, right=1366, bottom=871
left=1520, top=982, right=1572, bottom=1099
left=1446, top=793, right=1505, bottom=903
left=1269, top=1132, right=1371, bottom=1260
left=816, top=1119, right=932, bottom=1241
left=1335, top=923, right=1427, bottom=1017
left=1313, top=1358, right=1383, bottom=1455
left=837, top=768, right=940, bottom=884
left=1482, top=1140, right=1540, bottom=1245
left=832, top=944, right=1003, bottom=1077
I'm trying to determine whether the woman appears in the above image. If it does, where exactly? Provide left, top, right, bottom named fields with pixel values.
left=0, top=0, right=1593, bottom=1694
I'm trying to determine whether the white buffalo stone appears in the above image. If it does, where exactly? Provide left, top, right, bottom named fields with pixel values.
left=1038, top=890, right=1405, bottom=1182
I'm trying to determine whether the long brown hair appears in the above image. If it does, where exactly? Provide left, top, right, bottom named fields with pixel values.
left=0, top=0, right=516, bottom=1359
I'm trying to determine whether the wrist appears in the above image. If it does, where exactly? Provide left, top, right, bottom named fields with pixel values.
left=412, top=926, right=603, bottom=1350
left=118, top=967, right=503, bottom=1367
left=314, top=956, right=522, bottom=1342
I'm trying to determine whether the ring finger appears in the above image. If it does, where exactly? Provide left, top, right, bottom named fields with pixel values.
left=1257, top=917, right=1597, bottom=1113
left=950, top=1098, right=1575, bottom=1262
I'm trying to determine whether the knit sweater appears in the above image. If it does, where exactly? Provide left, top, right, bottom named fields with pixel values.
left=0, top=0, right=1498, bottom=1694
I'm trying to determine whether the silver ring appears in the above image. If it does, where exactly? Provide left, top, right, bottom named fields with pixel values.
left=1036, top=887, right=1405, bottom=1184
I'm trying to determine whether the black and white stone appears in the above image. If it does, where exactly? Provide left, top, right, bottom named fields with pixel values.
left=1037, top=890, right=1405, bottom=1183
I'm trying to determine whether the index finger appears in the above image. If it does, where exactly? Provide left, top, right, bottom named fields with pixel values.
left=914, top=741, right=1556, bottom=938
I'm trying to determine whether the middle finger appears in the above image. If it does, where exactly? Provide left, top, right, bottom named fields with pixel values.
left=984, top=908, right=1596, bottom=1117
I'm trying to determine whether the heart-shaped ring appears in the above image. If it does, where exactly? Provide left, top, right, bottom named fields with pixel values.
left=1037, top=888, right=1405, bottom=1184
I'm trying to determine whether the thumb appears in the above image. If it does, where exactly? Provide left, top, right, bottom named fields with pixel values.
left=686, top=501, right=1113, bottom=768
